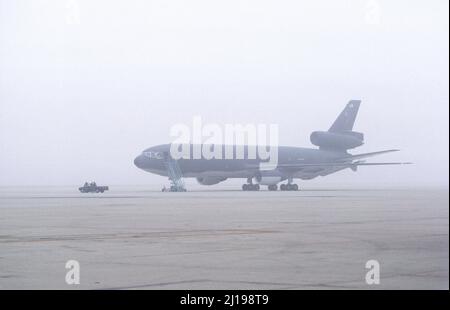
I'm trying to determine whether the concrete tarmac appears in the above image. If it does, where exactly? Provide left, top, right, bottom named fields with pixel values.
left=0, top=187, right=448, bottom=289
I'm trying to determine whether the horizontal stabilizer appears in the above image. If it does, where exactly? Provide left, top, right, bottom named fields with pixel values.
left=351, top=162, right=412, bottom=166
left=276, top=161, right=411, bottom=169
left=345, top=149, right=400, bottom=161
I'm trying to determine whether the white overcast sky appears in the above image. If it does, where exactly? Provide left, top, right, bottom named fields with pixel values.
left=0, top=0, right=448, bottom=187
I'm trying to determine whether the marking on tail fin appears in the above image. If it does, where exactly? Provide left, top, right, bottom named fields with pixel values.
left=329, top=100, right=361, bottom=132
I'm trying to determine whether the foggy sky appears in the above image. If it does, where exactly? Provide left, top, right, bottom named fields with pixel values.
left=0, top=0, right=448, bottom=187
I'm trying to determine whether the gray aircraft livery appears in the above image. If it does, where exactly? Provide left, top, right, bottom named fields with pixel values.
left=134, top=100, right=409, bottom=191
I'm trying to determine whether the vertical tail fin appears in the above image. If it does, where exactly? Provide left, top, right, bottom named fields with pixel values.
left=329, top=100, right=361, bottom=133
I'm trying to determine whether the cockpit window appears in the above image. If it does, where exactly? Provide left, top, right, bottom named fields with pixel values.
left=143, top=151, right=164, bottom=159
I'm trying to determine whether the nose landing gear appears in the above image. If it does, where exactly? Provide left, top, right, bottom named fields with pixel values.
left=162, top=185, right=187, bottom=192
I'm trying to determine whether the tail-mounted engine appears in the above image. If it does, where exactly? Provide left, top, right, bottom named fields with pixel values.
left=310, top=131, right=364, bottom=151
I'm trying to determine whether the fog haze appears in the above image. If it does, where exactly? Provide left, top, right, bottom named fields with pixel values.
left=0, top=0, right=448, bottom=187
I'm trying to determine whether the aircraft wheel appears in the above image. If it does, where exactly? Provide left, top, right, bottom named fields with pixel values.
left=285, top=184, right=292, bottom=191
left=243, top=184, right=260, bottom=191
left=268, top=184, right=277, bottom=191
left=280, top=184, right=287, bottom=191
left=292, top=184, right=299, bottom=191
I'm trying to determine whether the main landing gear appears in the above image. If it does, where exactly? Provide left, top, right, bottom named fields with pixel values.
left=267, top=183, right=298, bottom=191
left=268, top=184, right=278, bottom=191
left=279, top=183, right=299, bottom=191
left=279, top=178, right=299, bottom=191
left=242, top=183, right=260, bottom=191
left=242, top=178, right=260, bottom=191
left=242, top=179, right=299, bottom=191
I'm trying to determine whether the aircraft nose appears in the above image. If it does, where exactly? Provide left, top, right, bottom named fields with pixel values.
left=134, top=154, right=147, bottom=169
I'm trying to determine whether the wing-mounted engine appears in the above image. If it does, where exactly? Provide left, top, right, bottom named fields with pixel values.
left=310, top=131, right=364, bottom=151
left=254, top=176, right=282, bottom=185
left=253, top=170, right=284, bottom=185
left=196, top=176, right=227, bottom=185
